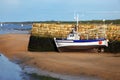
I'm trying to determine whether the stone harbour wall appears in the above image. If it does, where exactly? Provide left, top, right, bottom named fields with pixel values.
left=31, top=23, right=120, bottom=40
left=31, top=23, right=74, bottom=38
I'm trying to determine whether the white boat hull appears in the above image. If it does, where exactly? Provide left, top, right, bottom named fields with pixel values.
left=54, top=38, right=108, bottom=52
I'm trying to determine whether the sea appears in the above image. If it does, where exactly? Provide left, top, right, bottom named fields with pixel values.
left=0, top=23, right=32, bottom=34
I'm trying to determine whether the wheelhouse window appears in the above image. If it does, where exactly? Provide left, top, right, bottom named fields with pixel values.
left=70, top=34, right=74, bottom=37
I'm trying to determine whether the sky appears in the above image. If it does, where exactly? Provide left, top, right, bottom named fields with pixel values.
left=0, top=0, right=120, bottom=22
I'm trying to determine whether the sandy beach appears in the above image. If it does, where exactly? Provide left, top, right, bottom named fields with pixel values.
left=0, top=34, right=120, bottom=80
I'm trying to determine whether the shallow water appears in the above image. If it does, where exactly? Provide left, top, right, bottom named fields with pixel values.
left=0, top=54, right=22, bottom=80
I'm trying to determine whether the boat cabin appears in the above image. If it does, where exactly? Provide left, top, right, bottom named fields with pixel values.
left=67, top=32, right=80, bottom=40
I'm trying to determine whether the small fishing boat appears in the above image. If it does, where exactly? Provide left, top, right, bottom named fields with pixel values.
left=1, top=23, right=3, bottom=27
left=54, top=14, right=108, bottom=52
left=21, top=24, right=23, bottom=27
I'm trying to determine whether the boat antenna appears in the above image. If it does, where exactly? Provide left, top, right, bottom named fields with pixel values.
left=102, top=19, right=107, bottom=38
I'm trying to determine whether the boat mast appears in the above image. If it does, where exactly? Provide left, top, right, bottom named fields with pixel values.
left=76, top=14, right=79, bottom=27
left=74, top=13, right=79, bottom=32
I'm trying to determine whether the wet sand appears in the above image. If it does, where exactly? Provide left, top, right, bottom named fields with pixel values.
left=0, top=34, right=120, bottom=80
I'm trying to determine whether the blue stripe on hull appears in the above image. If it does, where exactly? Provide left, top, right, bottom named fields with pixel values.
left=73, top=39, right=105, bottom=42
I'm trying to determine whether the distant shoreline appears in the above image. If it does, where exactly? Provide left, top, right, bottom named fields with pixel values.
left=1, top=19, right=120, bottom=24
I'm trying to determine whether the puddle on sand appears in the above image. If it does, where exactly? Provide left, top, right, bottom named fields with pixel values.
left=23, top=66, right=102, bottom=80
left=0, top=54, right=22, bottom=80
